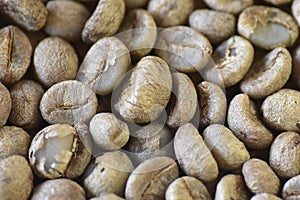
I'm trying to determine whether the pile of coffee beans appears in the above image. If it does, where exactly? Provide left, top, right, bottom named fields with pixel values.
left=0, top=0, right=300, bottom=199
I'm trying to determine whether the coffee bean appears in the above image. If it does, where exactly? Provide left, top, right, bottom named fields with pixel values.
left=125, top=156, right=179, bottom=200
left=155, top=26, right=212, bottom=73
left=114, top=56, right=172, bottom=124
left=165, top=176, right=211, bottom=200
left=76, top=37, right=131, bottom=96
left=174, top=123, right=218, bottom=183
left=227, top=93, right=273, bottom=149
left=262, top=89, right=300, bottom=132
left=40, top=80, right=98, bottom=125
left=0, top=25, right=32, bottom=85
left=238, top=6, right=298, bottom=50
left=269, top=132, right=300, bottom=179
left=240, top=47, right=292, bottom=99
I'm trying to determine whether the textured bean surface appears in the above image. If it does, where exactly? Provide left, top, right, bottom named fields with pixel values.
left=189, top=9, right=236, bottom=43
left=8, top=80, right=44, bottom=130
left=76, top=37, right=130, bottom=95
left=174, top=123, right=218, bottom=182
left=282, top=175, right=300, bottom=200
left=198, top=81, right=227, bottom=128
left=262, top=89, right=300, bottom=132
left=155, top=26, right=212, bottom=73
left=215, top=174, right=250, bottom=200
left=203, top=124, right=250, bottom=170
left=45, top=0, right=90, bottom=42
left=82, top=0, right=125, bottom=44
left=238, top=6, right=298, bottom=49
left=242, top=158, right=281, bottom=195
left=147, top=0, right=194, bottom=27
left=240, top=47, right=292, bottom=99
left=0, top=26, right=32, bottom=85
left=114, top=56, right=172, bottom=123
left=208, top=35, right=254, bottom=87
left=31, top=179, right=85, bottom=200
left=269, top=132, right=300, bottom=179
left=227, top=93, right=273, bottom=149
left=165, top=176, right=211, bottom=200
left=89, top=113, right=129, bottom=150
left=84, top=151, right=134, bottom=198
left=125, top=156, right=179, bottom=200
left=40, top=80, right=98, bottom=125
left=0, top=155, right=33, bottom=200
left=0, top=0, right=47, bottom=31
left=34, top=37, right=78, bottom=88
left=167, top=72, right=197, bottom=128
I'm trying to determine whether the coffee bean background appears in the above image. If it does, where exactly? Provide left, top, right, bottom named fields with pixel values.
left=0, top=0, right=300, bottom=199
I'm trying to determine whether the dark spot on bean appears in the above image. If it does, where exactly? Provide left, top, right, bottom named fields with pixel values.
left=229, top=47, right=237, bottom=57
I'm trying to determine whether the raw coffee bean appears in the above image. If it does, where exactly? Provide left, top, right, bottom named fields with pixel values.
left=269, top=132, right=300, bottom=179
left=118, top=9, right=157, bottom=59
left=238, top=6, right=299, bottom=50
left=166, top=72, right=197, bottom=128
left=292, top=44, right=300, bottom=90
left=84, top=151, right=134, bottom=198
left=33, top=37, right=78, bottom=88
left=147, top=0, right=194, bottom=27
left=203, top=124, right=250, bottom=170
left=82, top=0, right=125, bottom=44
left=202, top=0, right=253, bottom=14
left=76, top=37, right=131, bottom=96
left=227, top=93, right=273, bottom=149
left=251, top=193, right=282, bottom=200
left=125, top=156, right=179, bottom=200
left=31, top=179, right=85, bottom=200
left=240, top=47, right=292, bottom=99
left=0, top=126, right=31, bottom=159
left=89, top=113, right=130, bottom=150
left=114, top=56, right=172, bottom=124
left=44, top=0, right=90, bottom=42
left=198, top=81, right=227, bottom=128
left=0, top=25, right=32, bottom=85
left=174, top=123, right=218, bottom=183
left=189, top=9, right=236, bottom=44
left=8, top=80, right=44, bottom=130
left=29, top=124, right=90, bottom=179
left=215, top=174, right=250, bottom=200
left=165, top=176, right=211, bottom=200
left=206, top=35, right=254, bottom=87
left=261, top=89, right=300, bottom=132
left=155, top=26, right=213, bottom=73
left=0, top=0, right=47, bottom=31
left=124, top=0, right=149, bottom=10
left=126, top=123, right=174, bottom=165
left=40, top=80, right=98, bottom=125
left=0, top=155, right=33, bottom=200
left=292, top=0, right=300, bottom=27
left=242, top=158, right=281, bottom=195
left=0, top=82, right=11, bottom=127
left=282, top=174, right=300, bottom=200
